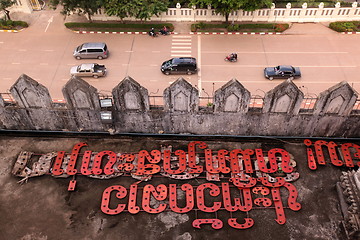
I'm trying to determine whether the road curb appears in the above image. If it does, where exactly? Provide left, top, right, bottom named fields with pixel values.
left=74, top=31, right=179, bottom=35
left=190, top=32, right=281, bottom=35
left=73, top=30, right=281, bottom=35
left=0, top=29, right=24, bottom=33
left=341, top=32, right=360, bottom=34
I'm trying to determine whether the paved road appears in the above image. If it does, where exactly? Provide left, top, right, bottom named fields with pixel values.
left=1, top=9, right=360, bottom=102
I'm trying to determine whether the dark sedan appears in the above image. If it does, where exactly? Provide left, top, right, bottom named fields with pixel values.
left=264, top=65, right=301, bottom=80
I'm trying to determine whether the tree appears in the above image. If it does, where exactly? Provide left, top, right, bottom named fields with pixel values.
left=50, top=0, right=104, bottom=22
left=189, top=0, right=272, bottom=23
left=0, top=0, right=16, bottom=20
left=239, top=0, right=272, bottom=12
left=104, top=0, right=169, bottom=22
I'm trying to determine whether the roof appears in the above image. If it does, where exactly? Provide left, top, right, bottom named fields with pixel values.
left=79, top=63, right=95, bottom=71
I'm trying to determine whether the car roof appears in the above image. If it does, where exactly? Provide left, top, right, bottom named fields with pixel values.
left=82, top=42, right=106, bottom=48
left=79, top=63, right=95, bottom=70
left=172, top=57, right=196, bottom=64
left=278, top=65, right=293, bottom=71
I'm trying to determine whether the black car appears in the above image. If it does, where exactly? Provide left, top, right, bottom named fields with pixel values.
left=264, top=65, right=301, bottom=80
left=161, top=57, right=197, bottom=75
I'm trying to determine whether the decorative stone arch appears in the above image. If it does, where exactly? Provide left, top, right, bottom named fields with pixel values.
left=314, top=81, right=358, bottom=116
left=263, top=79, right=304, bottom=114
left=112, top=76, right=149, bottom=112
left=214, top=79, right=251, bottom=113
left=10, top=74, right=53, bottom=108
left=62, top=77, right=100, bottom=110
left=163, top=77, right=199, bottom=112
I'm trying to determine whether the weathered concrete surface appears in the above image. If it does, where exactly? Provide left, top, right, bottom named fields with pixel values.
left=0, top=134, right=356, bottom=240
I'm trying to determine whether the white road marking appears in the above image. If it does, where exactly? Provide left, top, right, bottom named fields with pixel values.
left=201, top=65, right=357, bottom=68
left=202, top=51, right=348, bottom=54
left=172, top=36, right=192, bottom=38
left=152, top=51, right=160, bottom=53
left=0, top=42, right=4, bottom=44
left=172, top=42, right=191, bottom=45
left=150, top=64, right=158, bottom=66
left=44, top=50, right=54, bottom=52
left=125, top=50, right=133, bottom=52
left=171, top=50, right=191, bottom=53
left=198, top=35, right=202, bottom=96
left=45, top=16, right=53, bottom=33
left=40, top=63, right=48, bottom=65
left=12, top=63, right=20, bottom=65
left=171, top=46, right=191, bottom=49
left=172, top=39, right=192, bottom=42
left=150, top=80, right=158, bottom=82
left=18, top=49, right=26, bottom=52
left=171, top=54, right=191, bottom=57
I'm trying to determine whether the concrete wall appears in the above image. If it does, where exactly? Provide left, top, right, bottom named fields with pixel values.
left=1, top=74, right=360, bottom=137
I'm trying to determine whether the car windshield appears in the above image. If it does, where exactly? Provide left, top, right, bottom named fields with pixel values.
left=164, top=60, right=172, bottom=67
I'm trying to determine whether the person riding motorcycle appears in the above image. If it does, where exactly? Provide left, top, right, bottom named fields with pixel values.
left=226, top=53, right=237, bottom=62
left=149, top=28, right=157, bottom=37
left=159, top=26, right=169, bottom=35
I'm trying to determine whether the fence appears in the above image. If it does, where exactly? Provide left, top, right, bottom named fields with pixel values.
left=92, top=2, right=360, bottom=23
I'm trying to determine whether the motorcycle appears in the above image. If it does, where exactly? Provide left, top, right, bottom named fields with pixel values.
left=225, top=54, right=238, bottom=62
left=148, top=29, right=158, bottom=37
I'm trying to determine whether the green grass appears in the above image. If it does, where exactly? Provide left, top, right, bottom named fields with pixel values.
left=0, top=20, right=28, bottom=30
left=191, top=22, right=289, bottom=33
left=329, top=21, right=360, bottom=32
left=65, top=22, right=174, bottom=32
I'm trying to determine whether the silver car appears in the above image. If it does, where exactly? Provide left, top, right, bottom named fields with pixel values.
left=73, top=42, right=109, bottom=60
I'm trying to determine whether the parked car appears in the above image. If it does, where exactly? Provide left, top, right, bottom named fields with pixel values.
left=264, top=65, right=301, bottom=80
left=73, top=42, right=109, bottom=60
left=70, top=63, right=107, bottom=78
left=161, top=57, right=197, bottom=75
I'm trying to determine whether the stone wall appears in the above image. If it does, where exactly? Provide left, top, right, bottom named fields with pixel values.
left=1, top=74, right=360, bottom=137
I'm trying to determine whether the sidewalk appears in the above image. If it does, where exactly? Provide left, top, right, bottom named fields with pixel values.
left=9, top=8, right=337, bottom=35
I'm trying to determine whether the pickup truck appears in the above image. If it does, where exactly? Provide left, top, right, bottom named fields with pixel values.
left=70, top=63, right=106, bottom=78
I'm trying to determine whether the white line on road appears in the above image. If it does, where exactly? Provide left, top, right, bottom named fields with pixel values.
left=40, top=63, right=48, bottom=65
left=172, top=43, right=191, bottom=45
left=171, top=54, right=192, bottom=57
left=198, top=35, right=202, bottom=96
left=172, top=39, right=192, bottom=42
left=202, top=51, right=348, bottom=54
left=152, top=51, right=160, bottom=53
left=125, top=50, right=133, bottom=52
left=44, top=50, right=54, bottom=52
left=150, top=64, right=158, bottom=66
left=12, top=63, right=20, bottom=65
left=171, top=50, right=192, bottom=53
left=172, top=36, right=192, bottom=38
left=0, top=42, right=4, bottom=44
left=18, top=49, right=27, bottom=52
left=171, top=46, right=191, bottom=49
left=45, top=16, right=53, bottom=33
left=201, top=65, right=357, bottom=68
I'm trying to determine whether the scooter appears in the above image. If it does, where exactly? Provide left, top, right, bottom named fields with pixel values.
left=148, top=29, right=158, bottom=37
left=224, top=54, right=237, bottom=62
